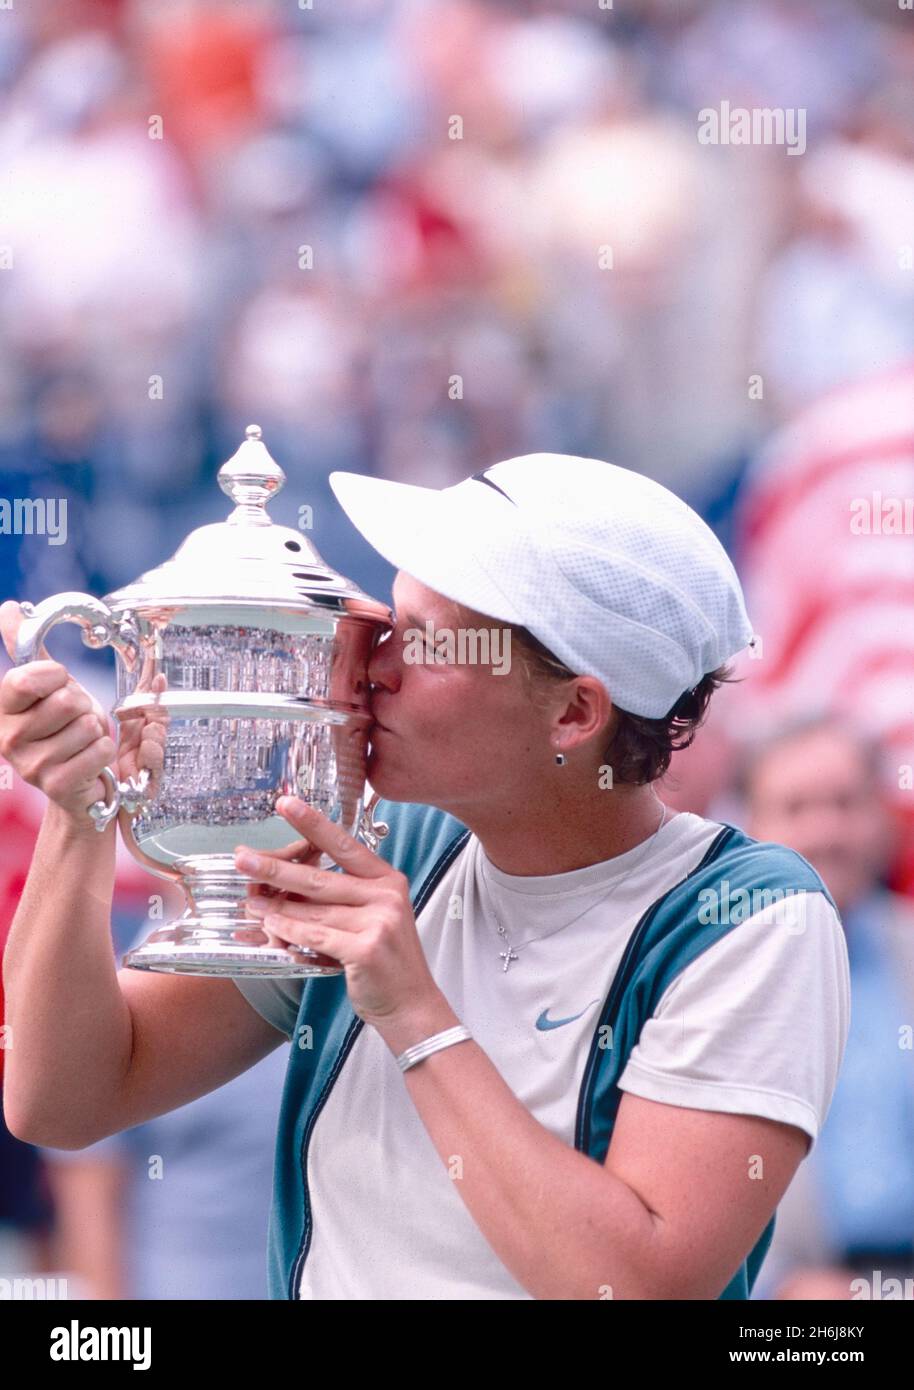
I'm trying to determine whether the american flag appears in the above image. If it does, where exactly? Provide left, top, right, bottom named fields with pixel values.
left=730, top=361, right=914, bottom=898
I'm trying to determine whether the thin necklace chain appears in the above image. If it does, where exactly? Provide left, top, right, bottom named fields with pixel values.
left=485, top=801, right=670, bottom=972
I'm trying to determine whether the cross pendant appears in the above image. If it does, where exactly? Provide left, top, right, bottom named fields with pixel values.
left=499, top=947, right=519, bottom=972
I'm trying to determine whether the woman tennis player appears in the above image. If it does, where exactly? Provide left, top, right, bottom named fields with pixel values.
left=0, top=452, right=849, bottom=1300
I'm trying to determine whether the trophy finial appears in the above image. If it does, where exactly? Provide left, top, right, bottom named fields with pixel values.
left=218, top=424, right=286, bottom=524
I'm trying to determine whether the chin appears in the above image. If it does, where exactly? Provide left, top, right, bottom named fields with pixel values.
left=366, top=749, right=432, bottom=807
left=366, top=745, right=397, bottom=797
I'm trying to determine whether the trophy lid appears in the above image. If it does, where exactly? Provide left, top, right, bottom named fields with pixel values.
left=105, top=425, right=391, bottom=623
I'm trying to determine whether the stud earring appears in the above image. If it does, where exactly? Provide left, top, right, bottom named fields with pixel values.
left=554, top=752, right=566, bottom=766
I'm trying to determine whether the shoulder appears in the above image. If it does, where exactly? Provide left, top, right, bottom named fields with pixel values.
left=372, top=798, right=470, bottom=886
left=671, top=821, right=849, bottom=1011
left=681, top=818, right=840, bottom=916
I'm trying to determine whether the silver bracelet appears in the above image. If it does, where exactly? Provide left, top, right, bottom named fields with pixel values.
left=396, top=1024, right=472, bottom=1073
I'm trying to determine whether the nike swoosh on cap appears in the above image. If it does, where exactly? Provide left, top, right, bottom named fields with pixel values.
left=535, top=1000, right=601, bottom=1031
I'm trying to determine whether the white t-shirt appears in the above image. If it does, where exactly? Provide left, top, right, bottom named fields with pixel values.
left=235, top=810, right=850, bottom=1300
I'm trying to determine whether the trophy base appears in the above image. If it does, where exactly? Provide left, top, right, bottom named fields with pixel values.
left=122, top=916, right=343, bottom=978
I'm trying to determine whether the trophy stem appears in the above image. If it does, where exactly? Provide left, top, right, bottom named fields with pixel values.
left=183, top=858, right=259, bottom=925
left=122, top=858, right=343, bottom=978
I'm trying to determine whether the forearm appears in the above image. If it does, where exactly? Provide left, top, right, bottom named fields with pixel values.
left=376, top=1001, right=666, bottom=1300
left=2, top=804, right=132, bottom=1148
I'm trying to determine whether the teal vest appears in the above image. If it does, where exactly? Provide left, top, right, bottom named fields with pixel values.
left=268, top=799, right=836, bottom=1300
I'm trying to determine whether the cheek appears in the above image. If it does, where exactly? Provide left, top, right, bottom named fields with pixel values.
left=411, top=672, right=517, bottom=741
left=403, top=669, right=472, bottom=731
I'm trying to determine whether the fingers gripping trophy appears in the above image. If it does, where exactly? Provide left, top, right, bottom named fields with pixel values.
left=5, top=427, right=392, bottom=978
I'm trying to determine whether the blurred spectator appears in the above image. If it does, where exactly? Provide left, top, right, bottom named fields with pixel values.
left=0, top=1109, right=56, bottom=1286
left=737, top=714, right=914, bottom=1299
left=755, top=132, right=914, bottom=415
left=667, top=0, right=883, bottom=142
left=38, top=1040, right=289, bottom=1300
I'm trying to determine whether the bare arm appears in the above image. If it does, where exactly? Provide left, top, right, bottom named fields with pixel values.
left=374, top=999, right=808, bottom=1299
left=106, top=967, right=286, bottom=1140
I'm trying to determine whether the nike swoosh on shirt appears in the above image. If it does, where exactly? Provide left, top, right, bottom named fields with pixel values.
left=535, top=1000, right=601, bottom=1031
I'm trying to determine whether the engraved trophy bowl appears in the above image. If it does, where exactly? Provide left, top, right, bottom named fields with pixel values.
left=15, top=425, right=392, bottom=977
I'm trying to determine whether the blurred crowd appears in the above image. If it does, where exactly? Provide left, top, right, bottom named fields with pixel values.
left=1, top=0, right=913, bottom=605
left=1, top=0, right=913, bottom=1301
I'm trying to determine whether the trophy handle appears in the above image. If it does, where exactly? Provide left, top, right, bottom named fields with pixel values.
left=356, top=781, right=389, bottom=853
left=15, top=593, right=152, bottom=832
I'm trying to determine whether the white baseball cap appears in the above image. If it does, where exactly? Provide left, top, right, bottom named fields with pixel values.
left=329, top=452, right=756, bottom=719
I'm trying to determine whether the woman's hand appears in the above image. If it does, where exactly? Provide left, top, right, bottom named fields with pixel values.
left=234, top=797, right=448, bottom=1034
left=0, top=600, right=116, bottom=825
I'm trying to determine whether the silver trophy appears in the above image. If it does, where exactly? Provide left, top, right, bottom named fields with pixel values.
left=15, top=425, right=392, bottom=977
